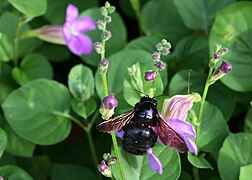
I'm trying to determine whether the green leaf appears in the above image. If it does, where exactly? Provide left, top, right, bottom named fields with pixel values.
left=71, top=98, right=97, bottom=119
left=68, top=64, right=94, bottom=101
left=239, top=164, right=252, bottom=180
left=124, top=62, right=163, bottom=106
left=187, top=153, right=213, bottom=170
left=140, top=0, right=190, bottom=44
left=169, top=70, right=235, bottom=120
left=174, top=35, right=209, bottom=70
left=112, top=142, right=181, bottom=180
left=0, top=63, right=17, bottom=104
left=218, top=133, right=252, bottom=180
left=244, top=107, right=252, bottom=132
left=2, top=79, right=71, bottom=145
left=0, top=165, right=32, bottom=180
left=174, top=0, right=235, bottom=31
left=8, top=0, right=47, bottom=20
left=0, top=128, right=7, bottom=159
left=44, top=0, right=98, bottom=24
left=209, top=2, right=252, bottom=92
left=51, top=163, right=97, bottom=180
left=80, top=8, right=127, bottom=66
left=12, top=53, right=53, bottom=85
left=195, top=102, right=229, bottom=152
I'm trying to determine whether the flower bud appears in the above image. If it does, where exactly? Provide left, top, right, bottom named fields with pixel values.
left=155, top=61, right=166, bottom=70
left=208, top=61, right=232, bottom=85
left=156, top=43, right=163, bottom=51
left=96, top=20, right=104, bottom=30
left=220, top=47, right=229, bottom=56
left=214, top=52, right=220, bottom=60
left=99, top=58, right=109, bottom=74
left=100, top=6, right=108, bottom=16
left=144, top=70, right=156, bottom=82
left=94, top=42, right=102, bottom=54
left=104, top=16, right=112, bottom=23
left=161, top=48, right=170, bottom=56
left=107, top=6, right=116, bottom=14
left=105, top=2, right=111, bottom=8
left=214, top=43, right=222, bottom=53
left=108, top=157, right=117, bottom=166
left=103, top=153, right=111, bottom=161
left=97, top=160, right=112, bottom=177
left=161, top=39, right=168, bottom=46
left=152, top=51, right=160, bottom=61
left=103, top=30, right=112, bottom=41
left=100, top=94, right=118, bottom=119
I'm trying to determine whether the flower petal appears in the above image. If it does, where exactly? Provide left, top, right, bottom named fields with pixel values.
left=66, top=34, right=93, bottom=56
left=66, top=4, right=78, bottom=22
left=71, top=17, right=96, bottom=33
left=114, top=130, right=124, bottom=140
left=147, top=148, right=163, bottom=174
left=167, top=118, right=196, bottom=138
left=63, top=22, right=72, bottom=41
left=183, top=136, right=198, bottom=154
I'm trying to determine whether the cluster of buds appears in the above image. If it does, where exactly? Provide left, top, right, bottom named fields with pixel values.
left=208, top=44, right=232, bottom=85
left=97, top=153, right=117, bottom=177
left=99, top=94, right=118, bottom=120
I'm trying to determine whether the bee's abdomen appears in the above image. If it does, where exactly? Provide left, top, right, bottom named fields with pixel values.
left=122, top=124, right=157, bottom=155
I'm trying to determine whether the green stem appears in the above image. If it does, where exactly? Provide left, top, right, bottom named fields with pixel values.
left=86, top=128, right=99, bottom=166
left=193, top=166, right=200, bottom=180
left=13, top=18, right=23, bottom=66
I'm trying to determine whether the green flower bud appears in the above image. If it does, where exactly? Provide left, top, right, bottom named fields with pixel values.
left=100, top=6, right=108, bottom=16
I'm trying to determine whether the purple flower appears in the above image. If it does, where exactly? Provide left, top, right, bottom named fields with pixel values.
left=161, top=94, right=201, bottom=154
left=97, top=160, right=111, bottom=177
left=209, top=61, right=232, bottom=85
left=102, top=94, right=118, bottom=110
left=155, top=61, right=166, bottom=70
left=215, top=60, right=232, bottom=74
left=144, top=70, right=156, bottom=81
left=63, top=4, right=96, bottom=56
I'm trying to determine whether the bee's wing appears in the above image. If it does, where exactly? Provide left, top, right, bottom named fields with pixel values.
left=96, top=110, right=135, bottom=132
left=156, top=114, right=188, bottom=152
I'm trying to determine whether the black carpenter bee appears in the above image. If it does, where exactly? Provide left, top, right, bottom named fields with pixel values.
left=96, top=96, right=187, bottom=155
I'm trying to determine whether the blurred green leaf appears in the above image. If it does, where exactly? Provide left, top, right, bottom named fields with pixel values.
left=239, top=164, right=252, bottom=180
left=187, top=153, right=213, bottom=170
left=44, top=0, right=98, bottom=24
left=8, top=0, right=47, bottom=20
left=71, top=98, right=97, bottom=119
left=174, top=35, right=209, bottom=70
left=51, top=163, right=97, bottom=180
left=209, top=2, right=252, bottom=92
left=0, top=128, right=7, bottom=159
left=244, top=107, right=252, bottom=132
left=195, top=102, right=229, bottom=152
left=112, top=142, right=181, bottom=180
left=174, top=0, right=235, bottom=31
left=0, top=165, right=32, bottom=180
left=80, top=8, right=127, bottom=66
left=12, top=53, right=53, bottom=85
left=68, top=64, right=94, bottom=101
left=218, top=133, right=252, bottom=180
left=2, top=79, right=71, bottom=145
left=140, top=0, right=190, bottom=44
left=124, top=62, right=163, bottom=106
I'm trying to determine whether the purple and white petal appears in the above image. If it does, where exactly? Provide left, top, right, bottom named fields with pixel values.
left=147, top=148, right=163, bottom=174
left=114, top=130, right=124, bottom=140
left=167, top=118, right=196, bottom=138
left=66, top=4, right=78, bottom=22
left=183, top=136, right=198, bottom=154
left=63, top=22, right=72, bottom=42
left=66, top=34, right=93, bottom=56
left=71, top=17, right=96, bottom=33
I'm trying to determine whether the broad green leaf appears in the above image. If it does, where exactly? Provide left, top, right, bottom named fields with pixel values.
left=239, top=164, right=252, bottom=180
left=2, top=79, right=71, bottom=145
left=80, top=8, right=127, bottom=66
left=218, top=133, right=252, bottom=180
left=71, top=98, right=97, bottom=119
left=195, top=102, right=229, bottom=152
left=187, top=153, right=213, bottom=170
left=44, top=0, right=98, bottom=24
left=174, top=0, right=235, bottom=31
left=51, top=163, right=97, bottom=180
left=12, top=53, right=53, bottom=85
left=0, top=128, right=7, bottom=159
left=209, top=2, right=252, bottom=92
left=244, top=107, right=252, bottom=132
left=112, top=142, right=180, bottom=180
left=0, top=165, right=32, bottom=180
left=169, top=70, right=235, bottom=120
left=0, top=63, right=17, bottom=104
left=140, top=0, right=190, bottom=44
left=124, top=62, right=163, bottom=106
left=8, top=0, right=47, bottom=20
left=68, top=64, right=94, bottom=101
left=174, top=35, right=209, bottom=70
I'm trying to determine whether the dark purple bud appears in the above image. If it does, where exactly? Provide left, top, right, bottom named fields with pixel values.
left=218, top=60, right=232, bottom=74
left=214, top=52, right=220, bottom=60
left=144, top=70, right=156, bottom=81
left=108, top=157, right=117, bottom=165
left=103, top=30, right=112, bottom=41
left=152, top=51, right=160, bottom=61
left=94, top=42, right=102, bottom=54
left=102, top=94, right=118, bottom=110
left=100, top=58, right=109, bottom=67
left=97, top=160, right=111, bottom=177
left=96, top=20, right=104, bottom=30
left=156, top=61, right=166, bottom=70
left=222, top=48, right=229, bottom=54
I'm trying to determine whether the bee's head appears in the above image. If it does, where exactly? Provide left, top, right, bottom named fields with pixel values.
left=140, top=96, right=158, bottom=106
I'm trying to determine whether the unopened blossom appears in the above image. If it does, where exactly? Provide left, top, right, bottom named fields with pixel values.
left=63, top=4, right=96, bottom=56
left=97, top=160, right=111, bottom=177
left=156, top=61, right=166, bottom=70
left=144, top=70, right=156, bottom=81
left=208, top=61, right=232, bottom=85
left=161, top=93, right=201, bottom=154
left=100, top=94, right=118, bottom=119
